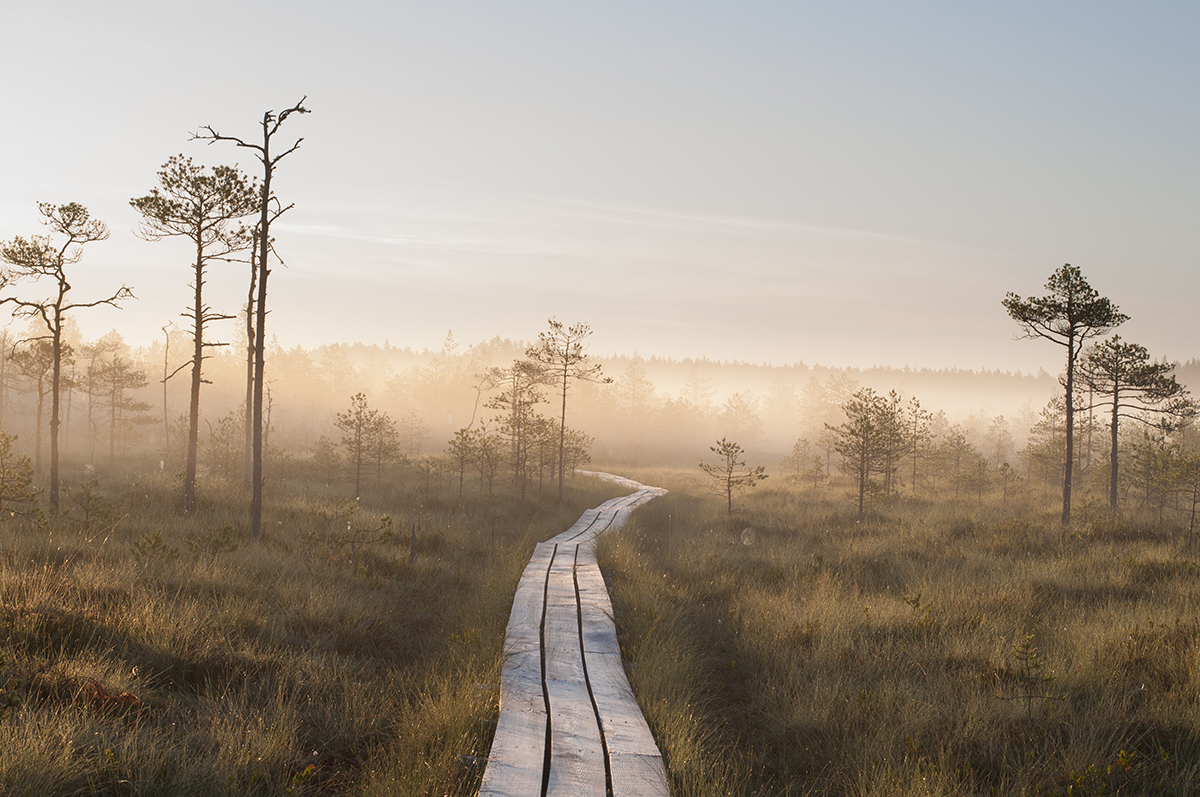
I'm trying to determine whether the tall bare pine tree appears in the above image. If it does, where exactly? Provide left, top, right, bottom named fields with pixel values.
left=194, top=98, right=309, bottom=538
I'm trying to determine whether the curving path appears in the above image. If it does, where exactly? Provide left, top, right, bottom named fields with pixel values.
left=479, top=472, right=669, bottom=797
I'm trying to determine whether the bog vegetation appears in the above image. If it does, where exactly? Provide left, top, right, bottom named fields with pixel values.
left=0, top=459, right=630, bottom=795
left=600, top=466, right=1200, bottom=795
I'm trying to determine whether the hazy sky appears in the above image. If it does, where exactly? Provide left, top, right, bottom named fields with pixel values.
left=2, top=1, right=1196, bottom=373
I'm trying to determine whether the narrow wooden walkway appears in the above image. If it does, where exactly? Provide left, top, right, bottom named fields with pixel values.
left=479, top=472, right=669, bottom=797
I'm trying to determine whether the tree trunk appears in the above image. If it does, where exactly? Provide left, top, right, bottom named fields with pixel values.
left=557, top=364, right=568, bottom=502
left=1108, top=389, right=1120, bottom=512
left=0, top=333, right=6, bottom=428
left=910, top=418, right=918, bottom=492
left=857, top=445, right=867, bottom=518
left=49, top=312, right=62, bottom=512
left=250, top=158, right=272, bottom=540
left=34, top=374, right=45, bottom=476
left=184, top=247, right=204, bottom=514
left=63, top=367, right=73, bottom=457
left=109, top=382, right=118, bottom=462
left=354, top=432, right=363, bottom=498
left=1188, top=477, right=1198, bottom=551
left=244, top=256, right=256, bottom=490
left=162, top=327, right=170, bottom=460
left=1062, top=340, right=1076, bottom=526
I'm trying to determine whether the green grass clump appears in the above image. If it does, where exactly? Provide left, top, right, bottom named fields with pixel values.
left=599, top=468, right=1200, bottom=796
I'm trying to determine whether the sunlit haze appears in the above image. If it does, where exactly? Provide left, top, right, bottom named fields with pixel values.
left=2, top=1, right=1196, bottom=372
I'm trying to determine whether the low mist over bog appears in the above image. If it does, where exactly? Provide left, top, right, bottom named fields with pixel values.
left=1, top=314, right=1195, bottom=472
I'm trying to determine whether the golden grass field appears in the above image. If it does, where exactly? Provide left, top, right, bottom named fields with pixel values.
left=2, top=463, right=1198, bottom=795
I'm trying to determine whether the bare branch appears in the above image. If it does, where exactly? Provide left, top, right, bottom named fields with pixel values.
left=163, top=361, right=191, bottom=382
left=63, top=285, right=136, bottom=312
left=190, top=126, right=261, bottom=155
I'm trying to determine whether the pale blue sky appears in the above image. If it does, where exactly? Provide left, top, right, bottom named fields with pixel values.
left=1, top=1, right=1196, bottom=371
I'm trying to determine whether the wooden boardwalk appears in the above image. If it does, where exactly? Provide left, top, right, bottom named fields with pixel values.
left=479, top=472, right=670, bottom=797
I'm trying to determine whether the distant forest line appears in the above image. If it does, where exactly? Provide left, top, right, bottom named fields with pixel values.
left=4, top=322, right=1194, bottom=473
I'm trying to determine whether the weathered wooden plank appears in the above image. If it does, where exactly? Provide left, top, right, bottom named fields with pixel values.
left=585, top=650, right=661, bottom=754
left=504, top=587, right=544, bottom=638
left=479, top=545, right=555, bottom=797
left=524, top=540, right=557, bottom=574
left=551, top=483, right=667, bottom=548
left=587, top=643, right=669, bottom=796
left=575, top=560, right=621, bottom=657
left=544, top=675, right=606, bottom=796
left=554, top=507, right=618, bottom=546
left=478, top=657, right=547, bottom=796
left=543, top=549, right=605, bottom=796
left=574, top=542, right=668, bottom=795
left=563, top=508, right=601, bottom=537
left=479, top=625, right=547, bottom=797
left=548, top=511, right=604, bottom=545
left=609, top=752, right=670, bottom=797
left=575, top=470, right=647, bottom=493
left=506, top=543, right=554, bottom=630
left=542, top=552, right=586, bottom=683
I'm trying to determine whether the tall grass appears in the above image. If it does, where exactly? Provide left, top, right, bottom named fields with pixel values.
left=0, top=465, right=627, bottom=796
left=599, top=468, right=1200, bottom=796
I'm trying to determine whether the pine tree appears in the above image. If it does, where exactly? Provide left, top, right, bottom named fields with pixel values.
left=700, top=438, right=767, bottom=516
left=1003, top=264, right=1128, bottom=524
left=0, top=203, right=132, bottom=510
left=1080, top=335, right=1195, bottom=511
